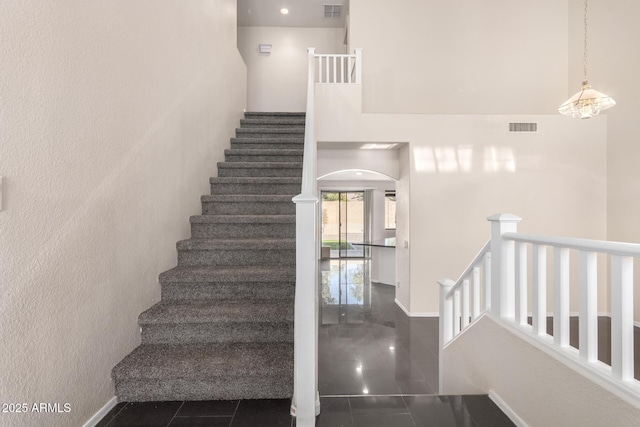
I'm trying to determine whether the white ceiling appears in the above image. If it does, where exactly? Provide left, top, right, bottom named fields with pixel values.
left=237, top=0, right=347, bottom=28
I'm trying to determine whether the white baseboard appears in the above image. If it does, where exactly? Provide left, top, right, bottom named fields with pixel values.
left=394, top=299, right=438, bottom=317
left=83, top=396, right=118, bottom=427
left=489, top=390, right=528, bottom=427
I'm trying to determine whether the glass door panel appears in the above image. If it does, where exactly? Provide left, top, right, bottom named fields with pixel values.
left=340, top=192, right=365, bottom=258
left=321, top=191, right=366, bottom=259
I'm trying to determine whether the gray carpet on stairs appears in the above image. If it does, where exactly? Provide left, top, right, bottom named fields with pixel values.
left=111, top=112, right=304, bottom=402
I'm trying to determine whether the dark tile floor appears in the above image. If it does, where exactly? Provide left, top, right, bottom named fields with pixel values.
left=319, top=259, right=440, bottom=396
left=97, top=259, right=514, bottom=427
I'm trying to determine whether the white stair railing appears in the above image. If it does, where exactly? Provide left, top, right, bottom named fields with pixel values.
left=315, top=49, right=362, bottom=84
left=291, top=47, right=362, bottom=427
left=440, top=213, right=640, bottom=404
left=438, top=241, right=491, bottom=349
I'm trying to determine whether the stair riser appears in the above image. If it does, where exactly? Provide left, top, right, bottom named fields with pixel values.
left=160, top=282, right=295, bottom=303
left=231, top=142, right=304, bottom=150
left=178, top=249, right=295, bottom=267
left=191, top=223, right=295, bottom=239
left=225, top=154, right=303, bottom=163
left=236, top=131, right=304, bottom=139
left=245, top=112, right=305, bottom=118
left=210, top=182, right=300, bottom=195
left=218, top=168, right=302, bottom=178
left=241, top=122, right=305, bottom=128
left=115, top=376, right=293, bottom=402
left=141, top=322, right=293, bottom=345
left=202, top=201, right=295, bottom=215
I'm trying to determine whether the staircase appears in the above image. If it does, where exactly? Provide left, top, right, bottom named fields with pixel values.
left=111, top=112, right=305, bottom=402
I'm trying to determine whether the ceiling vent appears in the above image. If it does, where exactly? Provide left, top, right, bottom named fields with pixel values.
left=324, top=4, right=342, bottom=18
left=508, top=122, right=538, bottom=133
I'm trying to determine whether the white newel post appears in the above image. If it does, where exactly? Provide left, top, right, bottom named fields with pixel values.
left=291, top=46, right=320, bottom=427
left=438, top=279, right=454, bottom=394
left=354, top=48, right=362, bottom=84
left=487, top=214, right=521, bottom=319
left=291, top=196, right=319, bottom=425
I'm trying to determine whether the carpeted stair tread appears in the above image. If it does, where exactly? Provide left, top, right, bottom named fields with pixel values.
left=240, top=119, right=305, bottom=128
left=159, top=265, right=295, bottom=283
left=209, top=176, right=302, bottom=184
left=139, top=302, right=293, bottom=325
left=244, top=111, right=305, bottom=117
left=230, top=137, right=304, bottom=144
left=236, top=128, right=304, bottom=136
left=224, top=149, right=304, bottom=156
left=224, top=150, right=303, bottom=163
left=217, top=161, right=302, bottom=169
left=112, top=342, right=293, bottom=380
left=201, top=194, right=295, bottom=203
left=190, top=215, right=295, bottom=224
left=176, top=238, right=295, bottom=251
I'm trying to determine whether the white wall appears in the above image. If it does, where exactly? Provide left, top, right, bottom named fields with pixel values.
left=238, top=26, right=344, bottom=111
left=318, top=148, right=400, bottom=179
left=0, top=1, right=246, bottom=426
left=441, top=315, right=640, bottom=426
left=315, top=85, right=608, bottom=316
left=396, top=145, right=411, bottom=309
left=568, top=1, right=640, bottom=321
left=349, top=0, right=568, bottom=114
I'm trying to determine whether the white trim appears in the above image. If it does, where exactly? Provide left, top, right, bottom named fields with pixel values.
left=489, top=390, right=529, bottom=427
left=82, top=397, right=118, bottom=427
left=394, top=298, right=438, bottom=317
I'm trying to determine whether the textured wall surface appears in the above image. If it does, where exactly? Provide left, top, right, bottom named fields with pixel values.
left=0, top=1, right=246, bottom=425
left=349, top=0, right=568, bottom=114
left=238, top=26, right=344, bottom=111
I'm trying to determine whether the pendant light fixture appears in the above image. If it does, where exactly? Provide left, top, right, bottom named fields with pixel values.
left=558, top=0, right=615, bottom=119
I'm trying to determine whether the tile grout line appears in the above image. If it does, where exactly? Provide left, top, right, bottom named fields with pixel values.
left=228, top=399, right=241, bottom=427
left=165, top=401, right=185, bottom=427
left=400, top=395, right=418, bottom=427
left=101, top=402, right=128, bottom=427
left=347, top=395, right=355, bottom=426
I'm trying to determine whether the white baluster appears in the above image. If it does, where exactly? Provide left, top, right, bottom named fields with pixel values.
left=325, top=56, right=329, bottom=84
left=532, top=245, right=547, bottom=336
left=439, top=279, right=455, bottom=348
left=611, top=255, right=634, bottom=381
left=462, top=279, right=470, bottom=328
left=472, top=266, right=481, bottom=320
left=355, top=48, right=362, bottom=84
left=553, top=247, right=570, bottom=347
left=453, top=289, right=461, bottom=336
left=578, top=251, right=598, bottom=362
left=484, top=252, right=491, bottom=311
left=317, top=55, right=322, bottom=83
left=515, top=242, right=528, bottom=326
left=332, top=56, right=337, bottom=83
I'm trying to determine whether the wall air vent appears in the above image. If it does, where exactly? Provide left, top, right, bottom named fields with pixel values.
left=508, top=122, right=538, bottom=133
left=324, top=4, right=342, bottom=18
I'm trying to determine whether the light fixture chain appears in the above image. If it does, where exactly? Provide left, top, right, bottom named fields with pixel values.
left=584, top=0, right=588, bottom=82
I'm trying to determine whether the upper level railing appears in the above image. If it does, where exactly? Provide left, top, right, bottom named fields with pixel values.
left=291, top=48, right=362, bottom=427
left=439, top=214, right=640, bottom=406
left=314, top=49, right=362, bottom=84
